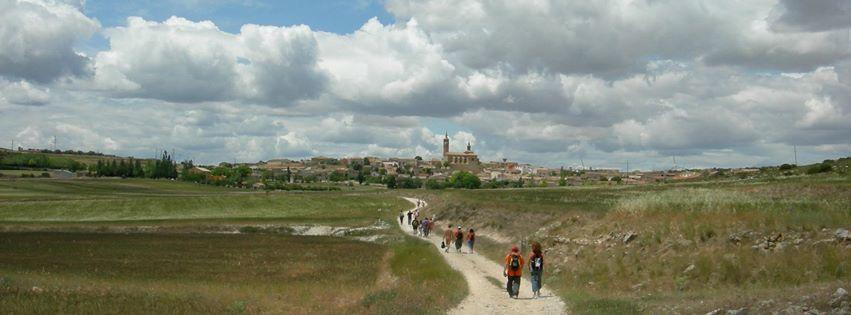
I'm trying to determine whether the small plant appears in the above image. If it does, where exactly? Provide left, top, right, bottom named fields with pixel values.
left=228, top=300, right=247, bottom=313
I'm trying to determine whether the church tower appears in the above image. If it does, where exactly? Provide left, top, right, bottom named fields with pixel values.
left=443, top=132, right=449, bottom=157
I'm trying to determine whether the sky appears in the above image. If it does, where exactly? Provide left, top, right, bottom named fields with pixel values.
left=1, top=0, right=849, bottom=170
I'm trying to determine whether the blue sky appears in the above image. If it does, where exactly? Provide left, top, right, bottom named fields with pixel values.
left=86, top=0, right=394, bottom=33
left=79, top=0, right=396, bottom=53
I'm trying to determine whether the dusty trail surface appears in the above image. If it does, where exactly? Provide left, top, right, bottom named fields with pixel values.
left=400, top=197, right=566, bottom=315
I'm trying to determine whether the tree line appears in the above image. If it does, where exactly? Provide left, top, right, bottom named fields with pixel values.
left=91, top=151, right=177, bottom=179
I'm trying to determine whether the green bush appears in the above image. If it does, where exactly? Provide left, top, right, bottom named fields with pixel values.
left=779, top=163, right=796, bottom=170
left=806, top=163, right=833, bottom=174
left=448, top=171, right=481, bottom=189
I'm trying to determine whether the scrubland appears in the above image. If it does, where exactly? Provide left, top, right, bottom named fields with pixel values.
left=422, top=175, right=851, bottom=314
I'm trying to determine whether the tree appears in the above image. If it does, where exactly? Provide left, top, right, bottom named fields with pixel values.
left=414, top=156, right=423, bottom=161
left=385, top=176, right=397, bottom=189
left=449, top=171, right=481, bottom=189
left=558, top=166, right=567, bottom=186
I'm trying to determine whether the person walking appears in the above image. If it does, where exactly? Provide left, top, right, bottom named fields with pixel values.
left=454, top=226, right=464, bottom=253
left=421, top=217, right=430, bottom=237
left=466, top=228, right=476, bottom=253
left=443, top=224, right=453, bottom=253
left=529, top=242, right=545, bottom=298
left=399, top=211, right=405, bottom=225
left=411, top=218, right=420, bottom=235
left=428, top=217, right=436, bottom=237
left=407, top=210, right=412, bottom=224
left=504, top=245, right=524, bottom=299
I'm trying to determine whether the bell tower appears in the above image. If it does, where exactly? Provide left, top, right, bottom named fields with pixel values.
left=443, top=132, right=449, bottom=157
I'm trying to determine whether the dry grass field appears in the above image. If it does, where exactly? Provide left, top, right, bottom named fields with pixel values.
left=420, top=174, right=851, bottom=314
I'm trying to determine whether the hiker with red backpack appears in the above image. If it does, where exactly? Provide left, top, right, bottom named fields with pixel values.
left=529, top=242, right=544, bottom=298
left=504, top=245, right=524, bottom=299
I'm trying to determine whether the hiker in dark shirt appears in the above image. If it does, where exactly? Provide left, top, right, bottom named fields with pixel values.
left=529, top=242, right=545, bottom=298
left=454, top=226, right=464, bottom=253
left=466, top=228, right=476, bottom=253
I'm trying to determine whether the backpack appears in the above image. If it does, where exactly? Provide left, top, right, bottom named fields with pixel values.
left=456, top=231, right=463, bottom=240
left=531, top=255, right=543, bottom=271
left=412, top=220, right=419, bottom=228
left=509, top=254, right=520, bottom=270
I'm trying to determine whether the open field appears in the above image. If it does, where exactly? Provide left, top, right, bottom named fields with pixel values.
left=0, top=179, right=403, bottom=225
left=0, top=178, right=465, bottom=314
left=420, top=174, right=851, bottom=314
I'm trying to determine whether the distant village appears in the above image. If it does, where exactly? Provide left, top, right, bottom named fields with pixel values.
left=181, top=133, right=723, bottom=188
left=4, top=134, right=838, bottom=189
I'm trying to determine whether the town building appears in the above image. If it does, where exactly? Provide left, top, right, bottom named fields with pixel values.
left=442, top=133, right=479, bottom=165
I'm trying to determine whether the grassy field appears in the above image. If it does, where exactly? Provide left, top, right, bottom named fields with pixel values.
left=0, top=178, right=466, bottom=314
left=420, top=174, right=851, bottom=314
left=0, top=179, right=402, bottom=225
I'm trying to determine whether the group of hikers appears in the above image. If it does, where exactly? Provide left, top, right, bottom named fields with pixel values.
left=503, top=241, right=546, bottom=299
left=400, top=199, right=546, bottom=299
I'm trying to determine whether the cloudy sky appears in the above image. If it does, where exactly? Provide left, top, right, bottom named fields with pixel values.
left=1, top=0, right=849, bottom=169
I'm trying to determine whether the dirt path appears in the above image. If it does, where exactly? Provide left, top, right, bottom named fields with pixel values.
left=400, top=197, right=566, bottom=314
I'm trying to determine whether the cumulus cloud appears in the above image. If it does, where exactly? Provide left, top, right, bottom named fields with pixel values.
left=316, top=18, right=461, bottom=116
left=387, top=0, right=850, bottom=75
left=0, top=80, right=50, bottom=105
left=771, top=0, right=851, bottom=32
left=1, top=0, right=849, bottom=169
left=0, top=0, right=99, bottom=83
left=92, top=16, right=327, bottom=105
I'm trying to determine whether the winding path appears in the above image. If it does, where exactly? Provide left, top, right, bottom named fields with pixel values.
left=400, top=197, right=566, bottom=314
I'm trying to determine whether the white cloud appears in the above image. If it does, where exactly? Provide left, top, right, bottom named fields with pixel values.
left=0, top=80, right=50, bottom=105
left=92, top=16, right=327, bottom=105
left=0, top=0, right=849, bottom=169
left=0, top=0, right=99, bottom=83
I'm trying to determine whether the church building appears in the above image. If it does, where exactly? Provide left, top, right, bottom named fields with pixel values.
left=443, top=133, right=479, bottom=165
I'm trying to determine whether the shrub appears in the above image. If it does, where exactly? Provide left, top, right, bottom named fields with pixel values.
left=806, top=163, right=833, bottom=174
left=779, top=163, right=796, bottom=170
left=40, top=172, right=50, bottom=178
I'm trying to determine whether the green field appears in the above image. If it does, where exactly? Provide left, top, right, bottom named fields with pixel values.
left=421, top=174, right=851, bottom=314
left=0, top=178, right=465, bottom=314
left=0, top=179, right=402, bottom=224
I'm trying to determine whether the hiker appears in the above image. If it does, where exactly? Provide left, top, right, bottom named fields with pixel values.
left=399, top=211, right=405, bottom=225
left=428, top=217, right=436, bottom=237
left=421, top=217, right=430, bottom=237
left=443, top=224, right=453, bottom=253
left=407, top=210, right=412, bottom=224
left=467, top=228, right=476, bottom=253
left=529, top=241, right=544, bottom=298
left=454, top=226, right=464, bottom=253
left=411, top=218, right=420, bottom=235
left=504, top=245, right=524, bottom=299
